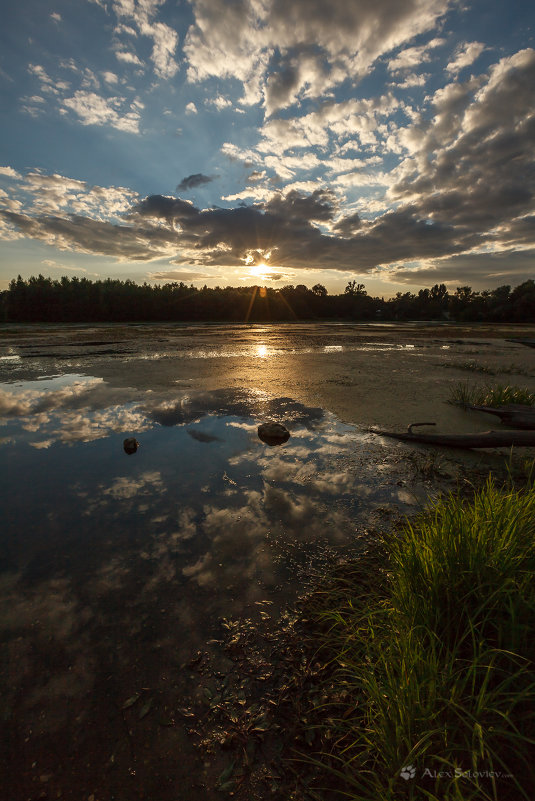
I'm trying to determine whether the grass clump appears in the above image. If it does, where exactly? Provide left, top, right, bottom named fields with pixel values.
left=306, top=479, right=535, bottom=800
left=438, top=360, right=497, bottom=375
left=448, top=382, right=535, bottom=408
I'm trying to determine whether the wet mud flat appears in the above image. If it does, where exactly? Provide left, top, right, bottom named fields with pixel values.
left=1, top=323, right=535, bottom=800
left=2, top=321, right=535, bottom=433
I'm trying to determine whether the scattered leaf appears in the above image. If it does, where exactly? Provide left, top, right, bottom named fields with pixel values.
left=218, top=781, right=236, bottom=793
left=139, top=698, right=154, bottom=719
left=305, top=728, right=315, bottom=746
left=177, top=707, right=195, bottom=718
left=158, top=718, right=175, bottom=727
left=121, top=693, right=141, bottom=710
left=245, top=739, right=256, bottom=762
left=186, top=652, right=203, bottom=669
left=218, top=761, right=235, bottom=786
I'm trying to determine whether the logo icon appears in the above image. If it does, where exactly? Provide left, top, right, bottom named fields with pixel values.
left=400, top=765, right=416, bottom=780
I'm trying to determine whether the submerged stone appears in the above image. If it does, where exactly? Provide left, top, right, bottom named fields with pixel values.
left=123, top=437, right=140, bottom=454
left=258, top=421, right=290, bottom=446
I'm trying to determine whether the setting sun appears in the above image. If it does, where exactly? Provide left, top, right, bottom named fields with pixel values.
left=247, top=263, right=269, bottom=279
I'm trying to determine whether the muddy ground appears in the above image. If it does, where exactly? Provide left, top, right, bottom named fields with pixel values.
left=2, top=320, right=535, bottom=433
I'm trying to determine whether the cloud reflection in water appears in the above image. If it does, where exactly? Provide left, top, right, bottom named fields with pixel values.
left=0, top=373, right=427, bottom=789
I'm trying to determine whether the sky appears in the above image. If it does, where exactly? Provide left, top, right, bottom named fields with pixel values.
left=0, top=0, right=534, bottom=297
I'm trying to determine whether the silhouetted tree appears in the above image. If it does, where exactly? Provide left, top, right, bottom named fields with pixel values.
left=344, top=280, right=367, bottom=296
left=3, top=275, right=534, bottom=324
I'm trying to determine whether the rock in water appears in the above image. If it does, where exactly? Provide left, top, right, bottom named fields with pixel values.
left=123, top=437, right=140, bottom=454
left=257, top=422, right=290, bottom=446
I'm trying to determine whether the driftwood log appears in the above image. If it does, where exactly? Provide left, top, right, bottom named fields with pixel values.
left=505, top=339, right=535, bottom=349
left=370, top=422, right=535, bottom=449
left=463, top=404, right=535, bottom=430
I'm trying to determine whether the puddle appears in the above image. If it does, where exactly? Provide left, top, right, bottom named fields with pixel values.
left=0, top=375, right=423, bottom=800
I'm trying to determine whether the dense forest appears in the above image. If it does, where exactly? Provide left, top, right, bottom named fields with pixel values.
left=1, top=274, right=535, bottom=323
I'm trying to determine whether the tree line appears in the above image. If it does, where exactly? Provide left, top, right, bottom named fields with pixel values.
left=1, top=274, right=534, bottom=323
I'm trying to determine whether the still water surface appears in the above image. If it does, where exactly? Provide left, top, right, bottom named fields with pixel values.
left=4, top=324, right=532, bottom=801
left=0, top=329, right=450, bottom=799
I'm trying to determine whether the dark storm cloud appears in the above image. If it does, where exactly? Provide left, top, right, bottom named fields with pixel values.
left=333, top=211, right=361, bottom=236
left=0, top=191, right=480, bottom=271
left=263, top=188, right=336, bottom=222
left=177, top=173, right=215, bottom=191
left=131, top=194, right=198, bottom=222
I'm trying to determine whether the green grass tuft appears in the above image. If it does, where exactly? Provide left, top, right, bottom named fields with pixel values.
left=305, top=479, right=535, bottom=800
left=448, top=382, right=535, bottom=408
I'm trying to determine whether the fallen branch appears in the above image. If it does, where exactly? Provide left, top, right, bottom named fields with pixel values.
left=505, top=339, right=535, bottom=349
left=370, top=422, right=535, bottom=449
left=463, top=404, right=535, bottom=430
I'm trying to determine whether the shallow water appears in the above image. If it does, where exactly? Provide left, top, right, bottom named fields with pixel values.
left=0, top=365, right=423, bottom=801
left=1, top=322, right=533, bottom=800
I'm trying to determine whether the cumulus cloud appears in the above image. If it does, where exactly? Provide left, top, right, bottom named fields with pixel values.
left=248, top=170, right=266, bottom=183
left=184, top=0, right=454, bottom=113
left=446, top=41, right=485, bottom=74
left=0, top=209, right=169, bottom=261
left=142, top=19, right=179, bottom=78
left=390, top=49, right=535, bottom=219
left=0, top=166, right=22, bottom=180
left=391, top=73, right=429, bottom=89
left=205, top=95, right=233, bottom=110
left=9, top=169, right=137, bottom=220
left=185, top=101, right=197, bottom=114
left=25, top=58, right=145, bottom=134
left=62, top=90, right=141, bottom=132
left=256, top=92, right=401, bottom=157
left=177, top=173, right=216, bottom=191
left=111, top=0, right=179, bottom=78
left=114, top=49, right=143, bottom=66
left=22, top=172, right=87, bottom=213
left=126, top=186, right=471, bottom=271
left=28, top=63, right=65, bottom=94
left=387, top=37, right=445, bottom=72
